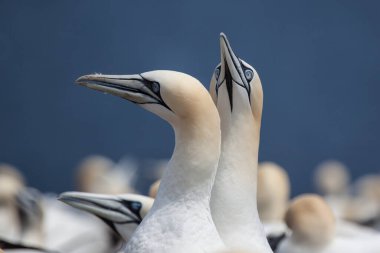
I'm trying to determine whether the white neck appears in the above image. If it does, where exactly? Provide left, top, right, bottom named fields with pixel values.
left=154, top=116, right=221, bottom=208
left=211, top=100, right=271, bottom=251
left=126, top=107, right=224, bottom=253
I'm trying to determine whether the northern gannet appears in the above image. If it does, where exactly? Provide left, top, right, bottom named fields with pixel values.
left=148, top=180, right=160, bottom=198
left=0, top=187, right=50, bottom=252
left=14, top=188, right=44, bottom=248
left=76, top=155, right=137, bottom=194
left=314, top=160, right=351, bottom=218
left=0, top=164, right=26, bottom=242
left=209, top=33, right=272, bottom=252
left=257, top=162, right=290, bottom=233
left=257, top=162, right=290, bottom=250
left=346, top=175, right=380, bottom=228
left=76, top=155, right=115, bottom=193
left=76, top=70, right=225, bottom=253
left=277, top=194, right=380, bottom=253
left=59, top=191, right=153, bottom=242
left=42, top=194, right=111, bottom=253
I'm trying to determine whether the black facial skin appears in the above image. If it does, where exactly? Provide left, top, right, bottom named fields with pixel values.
left=63, top=196, right=143, bottom=240
left=138, top=74, right=172, bottom=112
left=214, top=60, right=254, bottom=111
left=86, top=75, right=172, bottom=111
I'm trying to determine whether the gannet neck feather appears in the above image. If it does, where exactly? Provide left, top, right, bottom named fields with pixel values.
left=209, top=34, right=270, bottom=252
left=77, top=70, right=224, bottom=253
left=126, top=72, right=223, bottom=253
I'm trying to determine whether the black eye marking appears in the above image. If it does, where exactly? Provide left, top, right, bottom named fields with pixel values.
left=238, top=59, right=253, bottom=103
left=119, top=199, right=143, bottom=223
left=138, top=74, right=173, bottom=112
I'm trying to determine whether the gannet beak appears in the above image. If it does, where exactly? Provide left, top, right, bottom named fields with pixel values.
left=219, top=33, right=242, bottom=82
left=218, top=33, right=251, bottom=110
left=76, top=73, right=171, bottom=110
left=58, top=191, right=143, bottom=238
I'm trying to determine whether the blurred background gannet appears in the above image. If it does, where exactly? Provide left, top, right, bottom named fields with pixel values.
left=313, top=160, right=380, bottom=237
left=209, top=33, right=271, bottom=252
left=314, top=160, right=351, bottom=218
left=14, top=188, right=44, bottom=248
left=257, top=162, right=290, bottom=235
left=76, top=155, right=137, bottom=194
left=257, top=162, right=290, bottom=250
left=148, top=180, right=160, bottom=198
left=346, top=175, right=380, bottom=228
left=0, top=164, right=25, bottom=242
left=76, top=70, right=225, bottom=253
left=277, top=194, right=380, bottom=253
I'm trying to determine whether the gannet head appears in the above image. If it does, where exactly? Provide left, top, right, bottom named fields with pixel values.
left=15, top=188, right=44, bottom=247
left=0, top=164, right=25, bottom=241
left=285, top=194, right=335, bottom=247
left=0, top=164, right=25, bottom=196
left=76, top=155, right=114, bottom=193
left=76, top=70, right=216, bottom=128
left=210, top=33, right=263, bottom=121
left=257, top=162, right=290, bottom=222
left=344, top=175, right=380, bottom=222
left=149, top=180, right=160, bottom=198
left=314, top=160, right=350, bottom=196
left=59, top=192, right=153, bottom=241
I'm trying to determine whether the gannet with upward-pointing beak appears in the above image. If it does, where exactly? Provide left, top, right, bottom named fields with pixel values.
left=76, top=70, right=225, bottom=253
left=209, top=33, right=272, bottom=252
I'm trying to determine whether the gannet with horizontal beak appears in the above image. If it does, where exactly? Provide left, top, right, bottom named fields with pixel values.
left=59, top=191, right=153, bottom=242
left=209, top=33, right=272, bottom=252
left=76, top=70, right=225, bottom=253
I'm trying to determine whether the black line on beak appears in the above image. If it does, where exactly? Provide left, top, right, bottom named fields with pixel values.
left=225, top=59, right=234, bottom=112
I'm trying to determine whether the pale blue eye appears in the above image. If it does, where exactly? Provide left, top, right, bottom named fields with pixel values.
left=152, top=82, right=160, bottom=93
left=244, top=69, right=253, bottom=81
left=131, top=202, right=141, bottom=210
left=215, top=68, right=220, bottom=79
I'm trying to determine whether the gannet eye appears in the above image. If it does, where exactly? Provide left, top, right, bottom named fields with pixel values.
left=151, top=82, right=160, bottom=93
left=214, top=67, right=221, bottom=80
left=131, top=201, right=141, bottom=211
left=244, top=69, right=254, bottom=81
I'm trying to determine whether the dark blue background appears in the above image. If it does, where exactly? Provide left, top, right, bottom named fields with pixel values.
left=1, top=0, right=379, bottom=195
